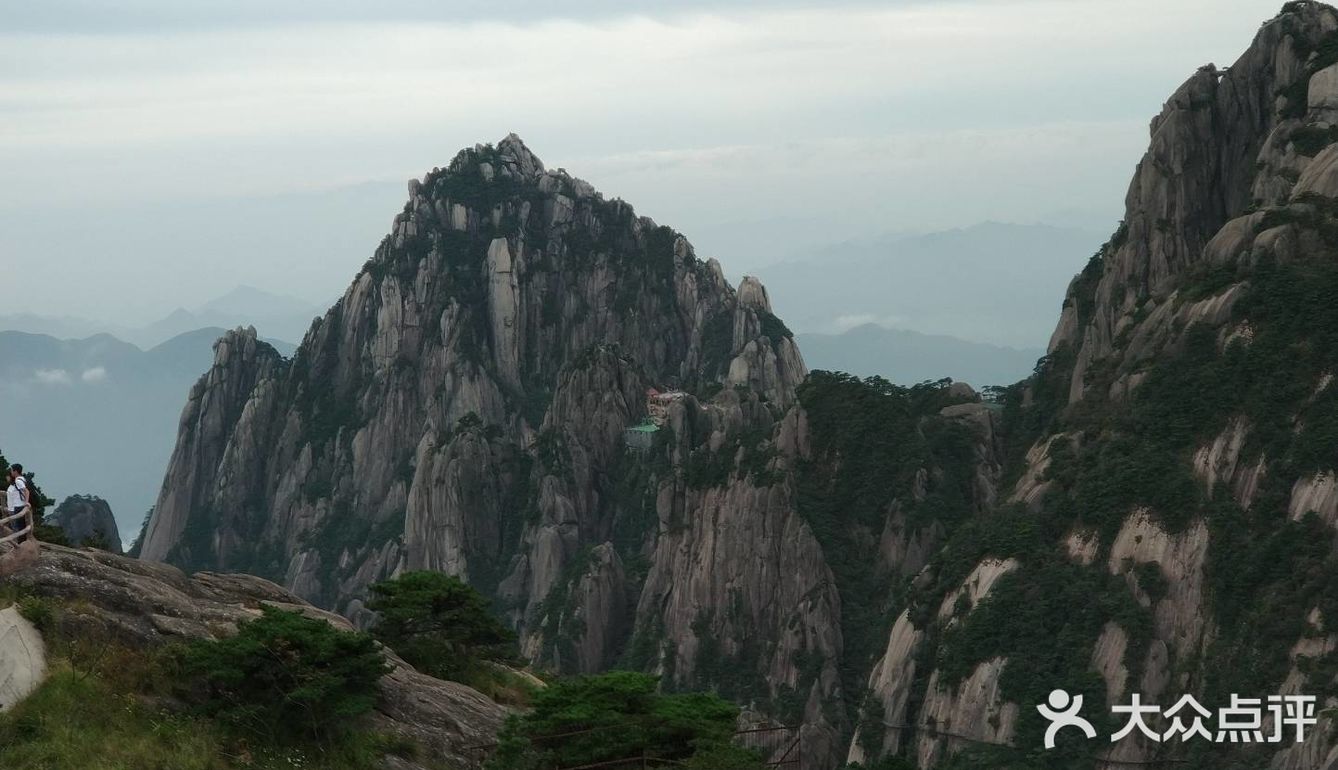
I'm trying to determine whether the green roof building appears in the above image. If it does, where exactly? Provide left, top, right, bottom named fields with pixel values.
left=623, top=420, right=660, bottom=451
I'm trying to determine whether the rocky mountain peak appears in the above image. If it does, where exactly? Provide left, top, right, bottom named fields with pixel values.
left=1049, top=0, right=1338, bottom=404
left=497, top=132, right=545, bottom=178
left=138, top=135, right=815, bottom=727
left=902, top=6, right=1338, bottom=766
left=736, top=275, right=773, bottom=313
left=47, top=494, right=122, bottom=554
left=114, top=9, right=1338, bottom=770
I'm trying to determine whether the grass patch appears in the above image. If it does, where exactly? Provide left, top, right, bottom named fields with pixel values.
left=0, top=663, right=420, bottom=770
left=0, top=599, right=438, bottom=770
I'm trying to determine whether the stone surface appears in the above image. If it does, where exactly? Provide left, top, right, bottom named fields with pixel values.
left=1048, top=4, right=1338, bottom=405
left=0, top=606, right=45, bottom=713
left=8, top=544, right=504, bottom=769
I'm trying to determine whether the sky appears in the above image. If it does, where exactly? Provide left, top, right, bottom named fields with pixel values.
left=1, top=0, right=1283, bottom=327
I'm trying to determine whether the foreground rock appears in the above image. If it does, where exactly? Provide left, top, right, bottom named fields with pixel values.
left=0, top=606, right=45, bottom=713
left=7, top=544, right=505, bottom=769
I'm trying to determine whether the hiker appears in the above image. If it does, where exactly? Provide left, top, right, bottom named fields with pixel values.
left=6, top=464, right=30, bottom=542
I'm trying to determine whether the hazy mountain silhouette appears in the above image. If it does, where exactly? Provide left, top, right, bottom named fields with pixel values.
left=0, top=284, right=319, bottom=350
left=798, top=324, right=1042, bottom=388
left=0, top=327, right=293, bottom=544
left=756, top=221, right=1103, bottom=349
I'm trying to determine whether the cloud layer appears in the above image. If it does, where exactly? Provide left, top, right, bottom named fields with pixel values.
left=0, top=0, right=1281, bottom=332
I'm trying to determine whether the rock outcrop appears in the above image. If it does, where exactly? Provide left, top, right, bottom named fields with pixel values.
left=47, top=494, right=123, bottom=553
left=0, top=606, right=45, bottom=713
left=7, top=543, right=504, bottom=769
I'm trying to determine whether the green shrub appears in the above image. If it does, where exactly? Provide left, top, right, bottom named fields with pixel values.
left=793, top=372, right=979, bottom=723
left=759, top=310, right=793, bottom=341
left=0, top=663, right=417, bottom=770
left=81, top=530, right=114, bottom=552
left=1290, top=124, right=1338, bottom=157
left=1133, top=561, right=1169, bottom=603
left=16, top=596, right=54, bottom=631
left=368, top=571, right=516, bottom=683
left=0, top=607, right=412, bottom=770
left=486, top=671, right=740, bottom=770
left=180, top=606, right=390, bottom=741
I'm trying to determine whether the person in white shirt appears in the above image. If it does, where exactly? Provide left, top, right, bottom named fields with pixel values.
left=6, top=464, right=30, bottom=542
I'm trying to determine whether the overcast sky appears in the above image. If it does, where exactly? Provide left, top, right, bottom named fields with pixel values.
left=1, top=0, right=1281, bottom=326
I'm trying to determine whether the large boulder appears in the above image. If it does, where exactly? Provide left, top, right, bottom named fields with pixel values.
left=0, top=606, right=45, bottom=713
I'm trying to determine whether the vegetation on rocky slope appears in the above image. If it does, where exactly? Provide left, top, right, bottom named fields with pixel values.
left=486, top=671, right=766, bottom=770
left=794, top=372, right=980, bottom=724
left=0, top=588, right=422, bottom=770
left=369, top=570, right=533, bottom=704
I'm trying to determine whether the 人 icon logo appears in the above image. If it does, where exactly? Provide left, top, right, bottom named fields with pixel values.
left=1037, top=689, right=1097, bottom=749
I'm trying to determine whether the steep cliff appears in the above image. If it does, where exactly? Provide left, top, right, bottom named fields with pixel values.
left=847, top=3, right=1338, bottom=768
left=138, top=136, right=843, bottom=758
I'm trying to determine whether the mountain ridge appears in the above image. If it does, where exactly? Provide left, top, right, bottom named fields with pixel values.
left=0, top=284, right=317, bottom=350
left=797, top=323, right=1043, bottom=387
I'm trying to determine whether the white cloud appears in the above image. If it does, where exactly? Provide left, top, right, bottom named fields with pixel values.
left=34, top=369, right=72, bottom=385
left=81, top=366, right=108, bottom=383
left=0, top=0, right=1288, bottom=322
left=0, top=1, right=1273, bottom=193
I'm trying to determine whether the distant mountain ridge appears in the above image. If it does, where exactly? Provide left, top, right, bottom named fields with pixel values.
left=0, top=284, right=317, bottom=349
left=756, top=221, right=1103, bottom=349
left=798, top=324, right=1042, bottom=387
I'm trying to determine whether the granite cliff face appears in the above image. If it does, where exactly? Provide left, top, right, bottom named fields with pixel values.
left=137, top=136, right=843, bottom=758
left=846, top=3, right=1338, bottom=768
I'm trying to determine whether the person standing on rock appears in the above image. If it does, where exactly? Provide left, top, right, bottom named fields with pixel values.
left=6, top=464, right=30, bottom=542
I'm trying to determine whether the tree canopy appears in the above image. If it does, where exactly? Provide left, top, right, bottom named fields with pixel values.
left=368, top=570, right=516, bottom=681
left=485, top=671, right=762, bottom=770
left=181, top=605, right=391, bottom=741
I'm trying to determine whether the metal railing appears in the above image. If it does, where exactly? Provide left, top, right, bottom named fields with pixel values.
left=876, top=720, right=1192, bottom=767
left=735, top=724, right=801, bottom=768
left=0, top=506, right=39, bottom=579
left=0, top=506, right=33, bottom=547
